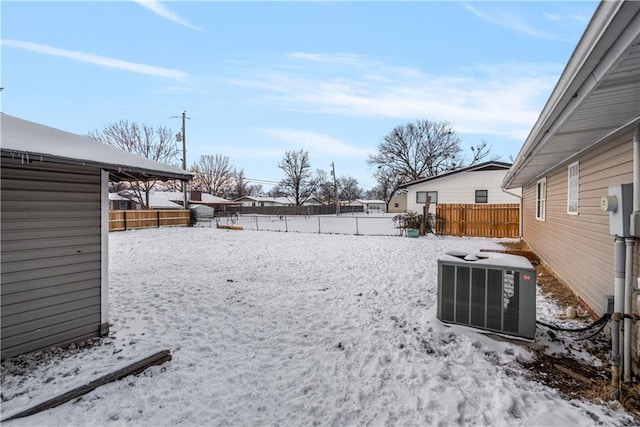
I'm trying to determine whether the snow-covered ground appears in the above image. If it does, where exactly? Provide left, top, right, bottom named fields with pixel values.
left=1, top=227, right=635, bottom=426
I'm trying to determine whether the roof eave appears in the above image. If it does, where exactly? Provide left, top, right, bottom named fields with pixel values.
left=1, top=149, right=194, bottom=182
left=503, top=0, right=637, bottom=189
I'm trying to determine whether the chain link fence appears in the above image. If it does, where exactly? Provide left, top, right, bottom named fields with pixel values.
left=199, top=213, right=407, bottom=237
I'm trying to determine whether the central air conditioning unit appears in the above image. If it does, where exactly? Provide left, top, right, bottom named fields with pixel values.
left=437, top=251, right=537, bottom=340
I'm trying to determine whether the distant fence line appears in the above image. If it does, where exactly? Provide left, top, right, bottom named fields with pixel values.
left=435, top=203, right=520, bottom=238
left=209, top=213, right=405, bottom=237
left=108, top=204, right=519, bottom=238
left=225, top=205, right=364, bottom=216
left=109, top=210, right=190, bottom=232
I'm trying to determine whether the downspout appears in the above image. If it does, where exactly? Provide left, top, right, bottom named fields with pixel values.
left=100, top=170, right=110, bottom=336
left=501, top=188, right=523, bottom=238
left=628, top=123, right=640, bottom=382
left=624, top=237, right=634, bottom=382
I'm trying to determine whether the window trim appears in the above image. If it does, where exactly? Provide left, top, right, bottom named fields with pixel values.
left=475, top=189, right=488, bottom=204
left=416, top=191, right=438, bottom=204
left=567, top=161, right=579, bottom=215
left=536, top=178, right=546, bottom=221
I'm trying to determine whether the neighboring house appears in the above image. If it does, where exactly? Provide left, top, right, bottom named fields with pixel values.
left=388, top=192, right=407, bottom=214
left=108, top=193, right=136, bottom=210
left=234, top=196, right=321, bottom=207
left=345, top=199, right=387, bottom=213
left=400, top=161, right=521, bottom=214
left=234, top=196, right=288, bottom=207
left=0, top=113, right=193, bottom=359
left=183, top=191, right=241, bottom=217
left=502, top=2, right=640, bottom=375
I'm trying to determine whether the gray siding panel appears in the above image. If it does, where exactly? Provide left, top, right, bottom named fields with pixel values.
left=1, top=158, right=103, bottom=359
left=3, top=294, right=101, bottom=326
left=1, top=271, right=101, bottom=298
left=2, top=323, right=101, bottom=358
left=2, top=308, right=101, bottom=340
left=522, top=132, right=637, bottom=314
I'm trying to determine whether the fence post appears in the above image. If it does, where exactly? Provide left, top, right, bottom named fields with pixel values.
left=355, top=217, right=359, bottom=235
left=123, top=211, right=127, bottom=231
left=285, top=216, right=288, bottom=232
left=157, top=211, right=161, bottom=228
left=255, top=215, right=259, bottom=231
left=318, top=217, right=321, bottom=234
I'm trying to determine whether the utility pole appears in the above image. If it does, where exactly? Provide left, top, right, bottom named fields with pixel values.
left=172, top=111, right=190, bottom=210
left=331, top=162, right=340, bottom=215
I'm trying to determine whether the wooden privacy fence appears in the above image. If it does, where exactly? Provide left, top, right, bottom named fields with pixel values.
left=435, top=203, right=520, bottom=238
left=109, top=210, right=190, bottom=232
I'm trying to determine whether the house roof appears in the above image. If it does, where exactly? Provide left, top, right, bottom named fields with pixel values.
left=108, top=193, right=130, bottom=201
left=148, top=193, right=185, bottom=209
left=234, top=196, right=292, bottom=205
left=502, top=1, right=640, bottom=189
left=1, top=113, right=194, bottom=182
left=156, top=191, right=240, bottom=206
left=399, top=161, right=513, bottom=188
left=354, top=199, right=386, bottom=204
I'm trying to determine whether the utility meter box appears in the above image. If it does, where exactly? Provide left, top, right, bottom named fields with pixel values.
left=437, top=251, right=537, bottom=340
left=601, top=184, right=633, bottom=237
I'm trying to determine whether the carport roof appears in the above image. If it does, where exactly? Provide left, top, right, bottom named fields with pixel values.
left=502, top=1, right=640, bottom=189
left=1, top=113, right=193, bottom=182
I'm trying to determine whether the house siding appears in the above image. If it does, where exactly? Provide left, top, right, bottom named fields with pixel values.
left=388, top=194, right=407, bottom=213
left=522, top=131, right=636, bottom=315
left=406, top=169, right=521, bottom=214
left=1, top=158, right=102, bottom=359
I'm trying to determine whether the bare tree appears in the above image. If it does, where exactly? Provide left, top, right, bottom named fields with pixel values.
left=467, top=139, right=494, bottom=166
left=315, top=181, right=336, bottom=205
left=337, top=176, right=362, bottom=204
left=227, top=169, right=262, bottom=200
left=89, top=120, right=179, bottom=208
left=267, top=185, right=288, bottom=198
left=367, top=119, right=491, bottom=181
left=190, top=154, right=234, bottom=196
left=372, top=166, right=407, bottom=212
left=278, top=149, right=326, bottom=205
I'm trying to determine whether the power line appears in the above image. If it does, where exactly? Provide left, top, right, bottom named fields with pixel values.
left=245, top=178, right=280, bottom=185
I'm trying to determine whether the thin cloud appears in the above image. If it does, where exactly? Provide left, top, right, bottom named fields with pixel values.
left=463, top=3, right=570, bottom=42
left=133, top=0, right=204, bottom=32
left=261, top=128, right=370, bottom=158
left=229, top=52, right=559, bottom=141
left=1, top=39, right=190, bottom=82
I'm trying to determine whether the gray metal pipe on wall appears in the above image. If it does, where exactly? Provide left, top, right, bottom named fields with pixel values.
left=612, top=236, right=625, bottom=390
left=632, top=123, right=640, bottom=382
left=624, top=238, right=634, bottom=382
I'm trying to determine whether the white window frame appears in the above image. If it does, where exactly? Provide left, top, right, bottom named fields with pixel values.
left=567, top=162, right=579, bottom=215
left=536, top=178, right=546, bottom=221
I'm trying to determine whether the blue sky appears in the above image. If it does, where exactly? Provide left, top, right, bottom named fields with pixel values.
left=1, top=0, right=599, bottom=190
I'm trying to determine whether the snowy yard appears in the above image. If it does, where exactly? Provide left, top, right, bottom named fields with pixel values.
left=1, top=227, right=636, bottom=426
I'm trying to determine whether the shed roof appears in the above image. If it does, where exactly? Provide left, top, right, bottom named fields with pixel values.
left=1, top=113, right=193, bottom=182
left=502, top=1, right=640, bottom=189
left=399, top=161, right=512, bottom=189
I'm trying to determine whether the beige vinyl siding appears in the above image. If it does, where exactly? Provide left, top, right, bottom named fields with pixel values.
left=1, top=158, right=102, bottom=359
left=522, top=132, right=636, bottom=315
